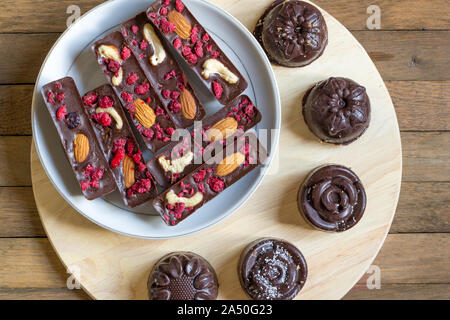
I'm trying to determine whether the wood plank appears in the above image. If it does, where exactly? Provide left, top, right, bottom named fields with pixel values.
left=354, top=31, right=450, bottom=81
left=0, top=136, right=32, bottom=186
left=2, top=81, right=448, bottom=136
left=0, top=31, right=449, bottom=84
left=0, top=234, right=447, bottom=292
left=0, top=0, right=448, bottom=33
left=387, top=81, right=450, bottom=131
left=391, top=182, right=450, bottom=233
left=0, top=85, right=33, bottom=135
left=0, top=288, right=90, bottom=300
left=345, top=283, right=450, bottom=300
left=0, top=187, right=44, bottom=237
left=402, top=132, right=450, bottom=182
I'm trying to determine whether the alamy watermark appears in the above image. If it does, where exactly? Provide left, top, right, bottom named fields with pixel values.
left=66, top=5, right=81, bottom=28
left=366, top=5, right=381, bottom=30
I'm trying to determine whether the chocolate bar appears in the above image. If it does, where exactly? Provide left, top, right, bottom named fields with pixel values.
left=121, top=12, right=206, bottom=128
left=148, top=95, right=262, bottom=189
left=41, top=77, right=116, bottom=200
left=147, top=0, right=248, bottom=105
left=92, top=31, right=177, bottom=153
left=153, top=132, right=268, bottom=226
left=82, top=84, right=158, bottom=207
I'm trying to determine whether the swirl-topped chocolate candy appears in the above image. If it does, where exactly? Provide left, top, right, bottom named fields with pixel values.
left=239, top=238, right=307, bottom=300
left=302, top=77, right=371, bottom=144
left=148, top=252, right=218, bottom=300
left=255, top=0, right=328, bottom=67
left=298, top=165, right=367, bottom=232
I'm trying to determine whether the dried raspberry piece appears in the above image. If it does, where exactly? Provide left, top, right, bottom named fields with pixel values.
left=202, top=33, right=210, bottom=42
left=92, top=112, right=112, bottom=126
left=193, top=170, right=206, bottom=183
left=212, top=51, right=220, bottom=58
left=56, top=93, right=65, bottom=103
left=166, top=127, right=175, bottom=135
left=171, top=91, right=180, bottom=99
left=194, top=41, right=204, bottom=58
left=65, top=112, right=80, bottom=129
left=162, top=89, right=171, bottom=99
left=198, top=183, right=205, bottom=194
left=174, top=203, right=185, bottom=219
left=55, top=83, right=62, bottom=90
left=92, top=168, right=104, bottom=180
left=126, top=73, right=139, bottom=85
left=90, top=179, right=100, bottom=189
left=134, top=179, right=151, bottom=194
left=135, top=83, right=150, bottom=95
left=138, top=162, right=147, bottom=172
left=46, top=91, right=55, bottom=105
left=84, top=164, right=95, bottom=178
left=155, top=107, right=165, bottom=116
left=175, top=0, right=184, bottom=12
left=245, top=104, right=255, bottom=117
left=131, top=25, right=139, bottom=34
left=82, top=93, right=98, bottom=106
left=170, top=100, right=182, bottom=113
left=107, top=60, right=121, bottom=73
left=173, top=38, right=182, bottom=50
left=206, top=44, right=213, bottom=52
left=160, top=18, right=176, bottom=34
left=142, top=128, right=154, bottom=139
left=182, top=45, right=192, bottom=57
left=121, top=46, right=131, bottom=60
left=132, top=39, right=138, bottom=46
left=163, top=0, right=170, bottom=5
left=111, top=147, right=125, bottom=168
left=126, top=188, right=133, bottom=198
left=140, top=40, right=148, bottom=50
left=121, top=92, right=133, bottom=103
left=212, top=82, right=223, bottom=99
left=98, top=96, right=114, bottom=109
left=208, top=177, right=225, bottom=193
left=190, top=29, right=199, bottom=44
left=114, top=138, right=127, bottom=152
left=56, top=105, right=67, bottom=120
left=125, top=140, right=135, bottom=155
left=80, top=181, right=89, bottom=191
left=160, top=7, right=168, bottom=15
left=132, top=151, right=142, bottom=164
left=186, top=53, right=198, bottom=64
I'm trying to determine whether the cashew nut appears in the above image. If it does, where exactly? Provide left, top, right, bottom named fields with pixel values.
left=143, top=24, right=167, bottom=66
left=166, top=190, right=203, bottom=207
left=201, top=59, right=238, bottom=84
left=158, top=151, right=194, bottom=174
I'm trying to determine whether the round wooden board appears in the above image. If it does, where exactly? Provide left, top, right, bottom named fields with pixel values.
left=31, top=0, right=402, bottom=300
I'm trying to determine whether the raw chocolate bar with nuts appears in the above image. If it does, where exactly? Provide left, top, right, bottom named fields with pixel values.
left=121, top=12, right=206, bottom=128
left=153, top=132, right=268, bottom=226
left=82, top=84, right=158, bottom=207
left=147, top=0, right=248, bottom=105
left=41, top=77, right=116, bottom=200
left=148, top=95, right=262, bottom=190
left=92, top=31, right=177, bottom=154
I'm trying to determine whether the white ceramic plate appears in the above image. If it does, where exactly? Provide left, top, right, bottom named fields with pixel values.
left=31, top=0, right=281, bottom=239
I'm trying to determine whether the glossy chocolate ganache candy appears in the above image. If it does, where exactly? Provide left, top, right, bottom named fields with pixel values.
left=239, top=238, right=308, bottom=300
left=302, top=77, right=371, bottom=144
left=255, top=0, right=328, bottom=67
left=148, top=252, right=218, bottom=300
left=298, top=165, right=367, bottom=232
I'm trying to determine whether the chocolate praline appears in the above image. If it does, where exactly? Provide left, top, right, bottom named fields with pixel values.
left=298, top=165, right=367, bottom=232
left=148, top=252, right=218, bottom=300
left=239, top=238, right=308, bottom=300
left=255, top=0, right=328, bottom=67
left=302, top=77, right=371, bottom=145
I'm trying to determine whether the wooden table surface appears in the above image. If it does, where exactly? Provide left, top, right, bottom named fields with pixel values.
left=0, top=0, right=449, bottom=300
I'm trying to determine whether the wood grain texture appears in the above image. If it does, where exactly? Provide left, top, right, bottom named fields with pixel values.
left=0, top=288, right=89, bottom=300
left=1, top=0, right=448, bottom=33
left=1, top=81, right=448, bottom=135
left=0, top=32, right=449, bottom=84
left=0, top=136, right=31, bottom=186
left=0, top=187, right=43, bottom=237
left=1, top=234, right=447, bottom=298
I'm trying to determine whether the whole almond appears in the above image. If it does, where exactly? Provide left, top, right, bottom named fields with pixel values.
left=168, top=11, right=192, bottom=39
left=216, top=152, right=245, bottom=177
left=73, top=134, right=89, bottom=163
left=123, top=155, right=135, bottom=188
left=180, top=89, right=196, bottom=120
left=134, top=98, right=156, bottom=128
left=206, top=117, right=238, bottom=142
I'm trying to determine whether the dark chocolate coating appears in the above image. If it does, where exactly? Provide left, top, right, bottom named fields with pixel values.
left=83, top=85, right=157, bottom=208
left=92, top=31, right=177, bottom=154
left=153, top=132, right=268, bottom=226
left=147, top=0, right=248, bottom=105
left=148, top=252, right=218, bottom=300
left=256, top=0, right=328, bottom=67
left=302, top=77, right=371, bottom=144
left=121, top=12, right=206, bottom=128
left=239, top=238, right=307, bottom=300
left=147, top=95, right=262, bottom=190
left=298, top=164, right=367, bottom=232
left=41, top=77, right=116, bottom=200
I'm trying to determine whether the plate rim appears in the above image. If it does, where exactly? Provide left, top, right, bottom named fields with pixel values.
left=31, top=0, right=282, bottom=239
